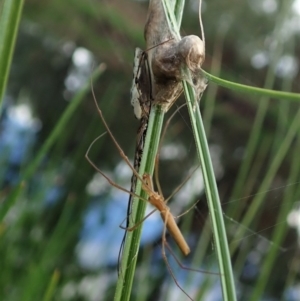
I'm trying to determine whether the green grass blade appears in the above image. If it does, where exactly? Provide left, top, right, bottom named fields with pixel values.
left=163, top=1, right=237, bottom=300
left=22, top=65, right=105, bottom=181
left=114, top=106, right=164, bottom=301
left=249, top=132, right=300, bottom=300
left=42, top=270, right=60, bottom=301
left=174, top=0, right=185, bottom=27
left=0, top=181, right=24, bottom=221
left=0, top=65, right=105, bottom=222
left=230, top=107, right=300, bottom=255
left=0, top=0, right=24, bottom=109
left=183, top=81, right=237, bottom=301
left=227, top=0, right=291, bottom=219
left=20, top=195, right=76, bottom=301
left=202, top=70, right=300, bottom=102
left=114, top=3, right=185, bottom=300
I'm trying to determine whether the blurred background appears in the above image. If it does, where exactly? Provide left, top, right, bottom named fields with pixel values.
left=1, top=0, right=300, bottom=300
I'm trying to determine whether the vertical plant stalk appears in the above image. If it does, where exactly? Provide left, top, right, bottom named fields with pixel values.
left=183, top=82, right=236, bottom=301
left=42, top=270, right=60, bottom=301
left=115, top=0, right=235, bottom=300
left=114, top=106, right=164, bottom=301
left=115, top=1, right=189, bottom=300
left=163, top=1, right=237, bottom=300
left=0, top=0, right=24, bottom=111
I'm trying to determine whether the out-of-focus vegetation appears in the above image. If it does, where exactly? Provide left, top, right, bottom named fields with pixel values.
left=1, top=0, right=300, bottom=300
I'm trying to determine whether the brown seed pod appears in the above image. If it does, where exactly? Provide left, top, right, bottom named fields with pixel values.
left=144, top=0, right=206, bottom=112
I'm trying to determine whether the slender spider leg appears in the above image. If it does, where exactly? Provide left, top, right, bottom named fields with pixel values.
left=85, top=136, right=148, bottom=203
left=88, top=81, right=190, bottom=256
left=87, top=81, right=219, bottom=301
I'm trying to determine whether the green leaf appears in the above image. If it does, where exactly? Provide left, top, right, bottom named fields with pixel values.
left=0, top=0, right=24, bottom=110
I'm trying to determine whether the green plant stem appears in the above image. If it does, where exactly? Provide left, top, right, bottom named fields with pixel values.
left=42, top=270, right=60, bottom=301
left=114, top=105, right=164, bottom=301
left=114, top=2, right=185, bottom=300
left=163, top=1, right=237, bottom=299
left=227, top=0, right=290, bottom=221
left=23, top=65, right=105, bottom=181
left=249, top=131, right=300, bottom=300
left=0, top=65, right=105, bottom=222
left=0, top=0, right=24, bottom=111
left=183, top=81, right=236, bottom=301
left=174, top=0, right=185, bottom=26
left=202, top=70, right=300, bottom=102
left=230, top=106, right=300, bottom=255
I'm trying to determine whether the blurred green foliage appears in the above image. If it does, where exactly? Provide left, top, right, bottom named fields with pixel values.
left=1, top=0, right=300, bottom=300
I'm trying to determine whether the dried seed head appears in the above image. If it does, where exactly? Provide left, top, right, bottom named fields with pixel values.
left=143, top=0, right=207, bottom=113
left=151, top=39, right=181, bottom=81
left=178, top=35, right=205, bottom=72
left=151, top=35, right=205, bottom=81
